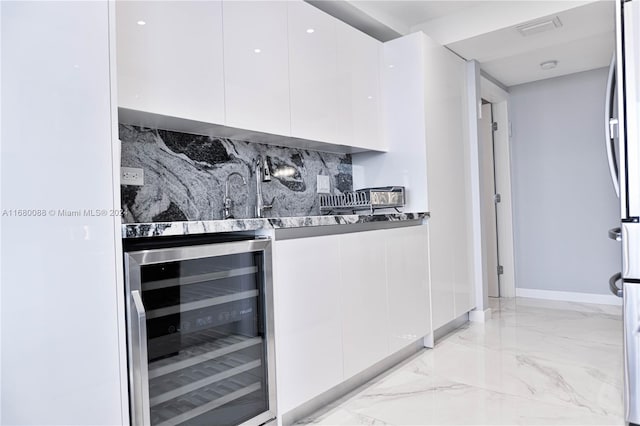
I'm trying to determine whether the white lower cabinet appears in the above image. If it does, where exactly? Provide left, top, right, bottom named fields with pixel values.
left=273, top=235, right=344, bottom=414
left=385, top=226, right=431, bottom=353
left=274, top=225, right=431, bottom=414
left=430, top=220, right=456, bottom=330
left=340, top=231, right=389, bottom=379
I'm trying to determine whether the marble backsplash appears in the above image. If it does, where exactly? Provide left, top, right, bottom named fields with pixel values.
left=119, top=125, right=353, bottom=223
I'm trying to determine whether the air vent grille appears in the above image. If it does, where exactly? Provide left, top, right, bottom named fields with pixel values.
left=516, top=16, right=562, bottom=37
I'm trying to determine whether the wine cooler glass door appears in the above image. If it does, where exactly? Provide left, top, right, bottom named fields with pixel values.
left=125, top=239, right=276, bottom=426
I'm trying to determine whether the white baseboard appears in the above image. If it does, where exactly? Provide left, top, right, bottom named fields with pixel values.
left=515, top=288, right=622, bottom=306
left=469, top=308, right=492, bottom=323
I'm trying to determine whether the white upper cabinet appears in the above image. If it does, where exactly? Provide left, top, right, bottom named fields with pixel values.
left=287, top=1, right=338, bottom=143
left=335, top=21, right=384, bottom=151
left=117, top=0, right=383, bottom=151
left=116, top=0, right=225, bottom=124
left=223, top=1, right=291, bottom=136
left=287, top=1, right=383, bottom=151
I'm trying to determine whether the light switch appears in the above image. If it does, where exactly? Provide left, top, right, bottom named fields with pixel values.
left=317, top=175, right=330, bottom=193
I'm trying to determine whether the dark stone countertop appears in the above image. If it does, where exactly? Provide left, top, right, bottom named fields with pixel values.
left=122, top=212, right=429, bottom=238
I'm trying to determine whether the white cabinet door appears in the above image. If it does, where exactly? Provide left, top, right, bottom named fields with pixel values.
left=336, top=22, right=384, bottom=151
left=273, top=236, right=343, bottom=413
left=288, top=1, right=338, bottom=143
left=223, top=1, right=290, bottom=136
left=385, top=226, right=431, bottom=352
left=116, top=1, right=225, bottom=124
left=339, top=231, right=389, bottom=379
left=429, top=219, right=455, bottom=330
left=2, top=1, right=124, bottom=423
left=423, top=35, right=476, bottom=327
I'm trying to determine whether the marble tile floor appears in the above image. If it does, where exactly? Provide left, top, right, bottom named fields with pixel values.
left=296, top=297, right=624, bottom=425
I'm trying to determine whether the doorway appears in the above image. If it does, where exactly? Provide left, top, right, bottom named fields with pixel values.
left=478, top=75, right=516, bottom=299
left=479, top=100, right=501, bottom=297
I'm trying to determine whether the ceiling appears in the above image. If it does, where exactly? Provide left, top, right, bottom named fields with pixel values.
left=312, top=0, right=615, bottom=87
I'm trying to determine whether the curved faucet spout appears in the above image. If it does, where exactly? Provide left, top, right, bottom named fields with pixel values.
left=225, top=172, right=247, bottom=198
left=223, top=172, right=247, bottom=219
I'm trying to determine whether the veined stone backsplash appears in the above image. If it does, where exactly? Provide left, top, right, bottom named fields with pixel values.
left=119, top=125, right=353, bottom=223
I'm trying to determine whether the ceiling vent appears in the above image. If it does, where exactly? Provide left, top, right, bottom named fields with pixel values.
left=516, top=16, right=562, bottom=37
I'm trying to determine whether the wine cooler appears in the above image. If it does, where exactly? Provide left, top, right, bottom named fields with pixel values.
left=123, top=235, right=276, bottom=426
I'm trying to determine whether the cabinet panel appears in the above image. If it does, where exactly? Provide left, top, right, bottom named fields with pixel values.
left=339, top=231, right=389, bottom=379
left=116, top=0, right=225, bottom=124
left=423, top=34, right=476, bottom=327
left=223, top=1, right=290, bottom=136
left=2, top=1, right=124, bottom=423
left=385, top=226, right=431, bottom=353
left=288, top=1, right=338, bottom=143
left=336, top=22, right=384, bottom=151
left=430, top=221, right=455, bottom=330
left=273, top=236, right=343, bottom=413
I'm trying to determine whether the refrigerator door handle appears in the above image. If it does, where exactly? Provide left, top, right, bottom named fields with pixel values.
left=605, top=55, right=620, bottom=198
left=609, top=272, right=623, bottom=297
left=131, top=290, right=151, bottom=426
left=622, top=0, right=640, bottom=218
left=624, top=282, right=640, bottom=423
left=609, top=227, right=622, bottom=241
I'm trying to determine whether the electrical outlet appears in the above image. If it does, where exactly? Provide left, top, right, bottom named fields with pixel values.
left=121, top=167, right=144, bottom=186
left=317, top=175, right=330, bottom=194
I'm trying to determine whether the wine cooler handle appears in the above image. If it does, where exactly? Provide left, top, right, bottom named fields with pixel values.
left=131, top=290, right=151, bottom=426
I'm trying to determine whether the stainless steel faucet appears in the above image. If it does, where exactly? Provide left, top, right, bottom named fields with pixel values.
left=222, top=172, right=247, bottom=219
left=255, top=156, right=274, bottom=218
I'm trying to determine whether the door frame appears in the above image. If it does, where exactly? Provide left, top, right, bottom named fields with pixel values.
left=479, top=101, right=501, bottom=298
left=480, top=75, right=516, bottom=298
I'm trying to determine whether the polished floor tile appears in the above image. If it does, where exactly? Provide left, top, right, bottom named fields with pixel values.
left=297, top=297, right=624, bottom=425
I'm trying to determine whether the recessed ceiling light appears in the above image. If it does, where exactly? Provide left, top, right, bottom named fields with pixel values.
left=306, top=28, right=315, bottom=34
left=540, top=60, right=558, bottom=70
left=367, top=96, right=373, bottom=100
left=254, top=48, right=262, bottom=54
left=517, top=16, right=562, bottom=37
left=388, top=64, right=395, bottom=69
left=137, top=20, right=146, bottom=26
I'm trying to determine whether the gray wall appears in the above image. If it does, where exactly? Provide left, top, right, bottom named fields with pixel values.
left=510, top=67, right=621, bottom=295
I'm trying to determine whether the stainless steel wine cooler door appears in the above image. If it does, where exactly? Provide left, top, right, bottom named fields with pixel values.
left=124, top=238, right=276, bottom=426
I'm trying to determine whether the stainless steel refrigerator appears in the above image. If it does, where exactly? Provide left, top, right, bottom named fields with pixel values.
left=606, top=1, right=640, bottom=424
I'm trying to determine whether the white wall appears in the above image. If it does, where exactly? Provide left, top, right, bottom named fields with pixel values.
left=1, top=2, right=125, bottom=423
left=510, top=68, right=621, bottom=296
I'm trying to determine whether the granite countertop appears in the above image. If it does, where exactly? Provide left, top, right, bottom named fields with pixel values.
left=122, top=212, right=429, bottom=239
